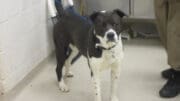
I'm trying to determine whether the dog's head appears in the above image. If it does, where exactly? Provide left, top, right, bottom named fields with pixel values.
left=90, top=9, right=127, bottom=49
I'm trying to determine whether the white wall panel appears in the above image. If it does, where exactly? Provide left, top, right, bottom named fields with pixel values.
left=0, top=0, right=54, bottom=93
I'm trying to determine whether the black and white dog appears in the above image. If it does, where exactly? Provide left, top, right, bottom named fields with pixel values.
left=49, top=0, right=127, bottom=101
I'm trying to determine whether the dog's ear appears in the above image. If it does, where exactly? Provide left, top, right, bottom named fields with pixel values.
left=90, top=12, right=100, bottom=22
left=113, top=9, right=127, bottom=18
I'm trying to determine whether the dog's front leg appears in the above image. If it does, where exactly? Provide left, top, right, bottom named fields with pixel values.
left=110, top=63, right=120, bottom=101
left=91, top=68, right=102, bottom=101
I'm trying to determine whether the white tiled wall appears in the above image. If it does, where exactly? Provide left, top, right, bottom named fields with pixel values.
left=0, top=0, right=21, bottom=23
left=0, top=0, right=54, bottom=93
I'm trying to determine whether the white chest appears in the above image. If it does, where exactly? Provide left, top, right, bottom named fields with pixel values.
left=89, top=42, right=124, bottom=71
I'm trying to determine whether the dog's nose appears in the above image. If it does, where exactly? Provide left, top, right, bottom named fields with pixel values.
left=107, top=33, right=115, bottom=41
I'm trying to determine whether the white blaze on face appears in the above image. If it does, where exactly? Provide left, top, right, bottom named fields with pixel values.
left=95, top=28, right=119, bottom=49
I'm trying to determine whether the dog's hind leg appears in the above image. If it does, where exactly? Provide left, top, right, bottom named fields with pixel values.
left=64, top=44, right=79, bottom=77
left=71, top=52, right=81, bottom=64
left=55, top=46, right=70, bottom=92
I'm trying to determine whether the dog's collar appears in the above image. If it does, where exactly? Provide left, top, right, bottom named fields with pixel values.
left=96, top=45, right=116, bottom=50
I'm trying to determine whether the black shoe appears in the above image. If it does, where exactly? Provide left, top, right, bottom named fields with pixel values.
left=161, top=68, right=176, bottom=79
left=159, top=73, right=180, bottom=98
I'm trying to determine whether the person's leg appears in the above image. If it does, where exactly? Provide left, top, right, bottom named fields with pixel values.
left=55, top=0, right=63, bottom=17
left=167, top=1, right=180, bottom=70
left=55, top=0, right=62, bottom=10
left=154, top=0, right=174, bottom=79
left=154, top=0, right=168, bottom=48
left=159, top=0, right=180, bottom=98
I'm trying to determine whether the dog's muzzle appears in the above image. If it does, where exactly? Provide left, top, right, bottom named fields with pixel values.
left=105, top=29, right=118, bottom=43
left=107, top=32, right=116, bottom=42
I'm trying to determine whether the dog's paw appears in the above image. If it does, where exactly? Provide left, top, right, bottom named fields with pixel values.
left=59, top=81, right=70, bottom=92
left=65, top=71, right=74, bottom=78
left=111, top=96, right=119, bottom=101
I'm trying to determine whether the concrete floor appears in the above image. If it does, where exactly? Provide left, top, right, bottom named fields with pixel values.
left=1, top=39, right=180, bottom=101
